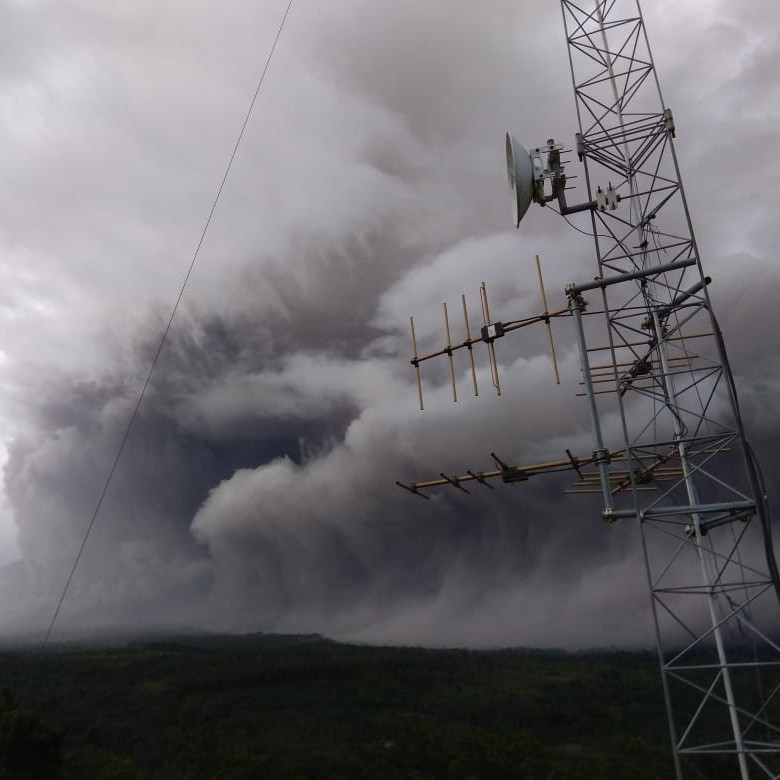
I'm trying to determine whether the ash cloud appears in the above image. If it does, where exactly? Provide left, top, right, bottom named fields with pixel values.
left=0, top=0, right=779, bottom=647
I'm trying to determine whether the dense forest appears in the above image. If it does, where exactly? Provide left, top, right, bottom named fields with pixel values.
left=0, top=633, right=692, bottom=778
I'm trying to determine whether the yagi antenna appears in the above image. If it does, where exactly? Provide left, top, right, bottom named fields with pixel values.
left=396, top=449, right=630, bottom=498
left=407, top=257, right=565, bottom=409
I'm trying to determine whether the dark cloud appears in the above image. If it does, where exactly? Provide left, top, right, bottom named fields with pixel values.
left=0, top=0, right=778, bottom=647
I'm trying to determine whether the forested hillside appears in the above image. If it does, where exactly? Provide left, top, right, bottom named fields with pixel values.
left=1, top=634, right=678, bottom=778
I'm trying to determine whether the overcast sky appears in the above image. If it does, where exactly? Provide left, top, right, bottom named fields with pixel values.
left=0, top=0, right=778, bottom=646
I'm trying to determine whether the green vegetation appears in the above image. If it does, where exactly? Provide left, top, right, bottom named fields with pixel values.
left=0, top=686, right=62, bottom=778
left=0, top=634, right=676, bottom=778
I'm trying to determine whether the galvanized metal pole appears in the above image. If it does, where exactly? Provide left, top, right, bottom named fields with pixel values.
left=570, top=295, right=613, bottom=512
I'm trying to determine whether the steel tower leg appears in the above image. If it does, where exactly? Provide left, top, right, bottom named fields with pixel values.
left=558, top=1, right=780, bottom=775
left=652, top=309, right=751, bottom=779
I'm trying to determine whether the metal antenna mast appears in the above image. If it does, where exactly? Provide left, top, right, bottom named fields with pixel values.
left=398, top=1, right=780, bottom=775
left=556, top=2, right=780, bottom=776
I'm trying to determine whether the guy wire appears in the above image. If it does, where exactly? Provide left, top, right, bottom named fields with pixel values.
left=41, top=0, right=296, bottom=649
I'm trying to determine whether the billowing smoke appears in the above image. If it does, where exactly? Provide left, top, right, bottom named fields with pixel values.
left=0, top=0, right=778, bottom=647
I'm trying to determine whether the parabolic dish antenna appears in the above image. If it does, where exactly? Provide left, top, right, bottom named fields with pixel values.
left=505, top=132, right=534, bottom=228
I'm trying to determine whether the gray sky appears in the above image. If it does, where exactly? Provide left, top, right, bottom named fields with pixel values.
left=0, top=0, right=778, bottom=646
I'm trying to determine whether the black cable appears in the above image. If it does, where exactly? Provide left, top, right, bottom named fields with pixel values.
left=551, top=206, right=618, bottom=243
left=41, top=0, right=295, bottom=649
left=711, top=312, right=780, bottom=609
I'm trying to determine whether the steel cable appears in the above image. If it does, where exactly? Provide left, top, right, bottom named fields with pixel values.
left=42, top=0, right=295, bottom=649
